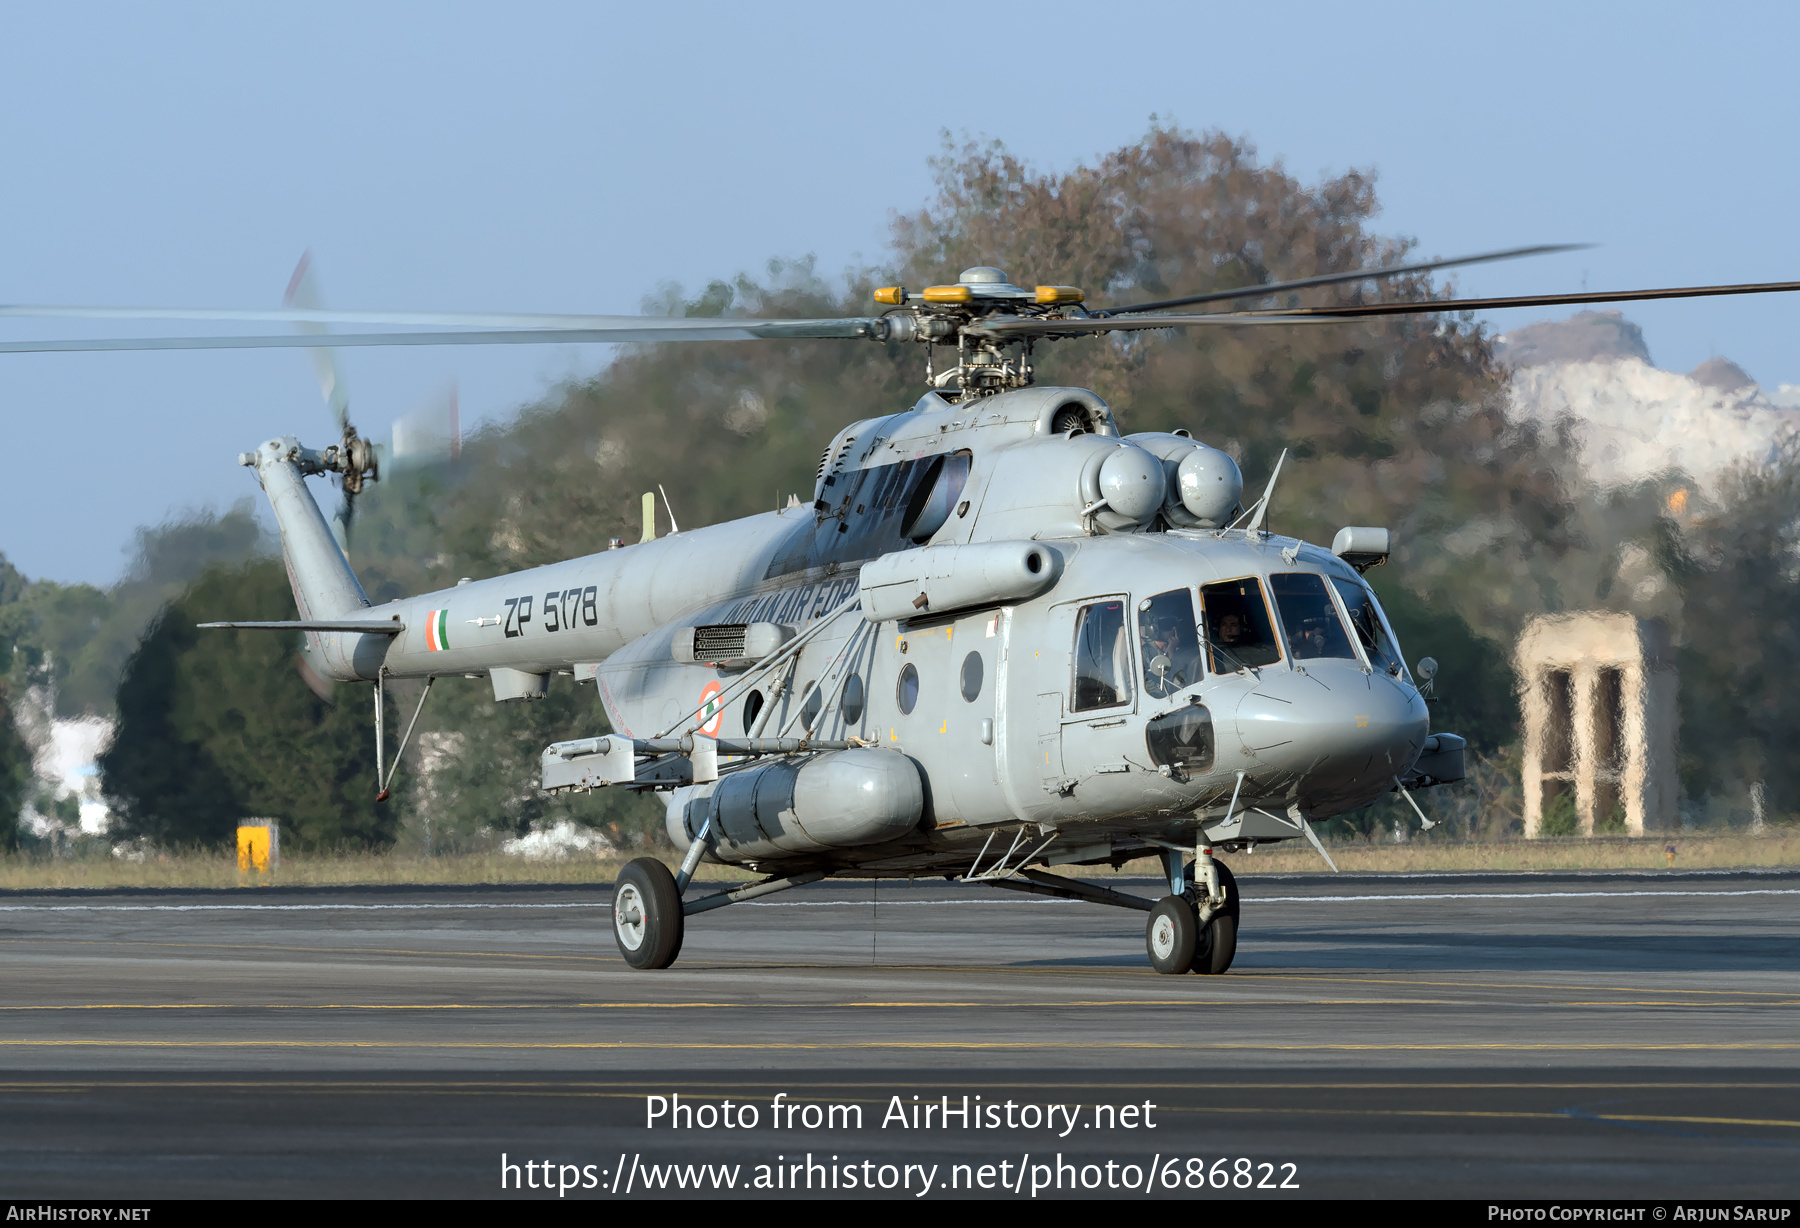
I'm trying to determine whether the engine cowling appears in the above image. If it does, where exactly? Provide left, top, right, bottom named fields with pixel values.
left=858, top=540, right=1061, bottom=624
left=1128, top=431, right=1244, bottom=528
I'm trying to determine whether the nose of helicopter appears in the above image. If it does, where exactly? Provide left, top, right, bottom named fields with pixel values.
left=1234, top=664, right=1429, bottom=783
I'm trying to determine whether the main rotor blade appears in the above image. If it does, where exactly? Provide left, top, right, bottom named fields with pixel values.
left=1229, top=278, right=1800, bottom=320
left=967, top=313, right=1357, bottom=339
left=1102, top=243, right=1589, bottom=316
left=972, top=277, right=1800, bottom=340
left=0, top=317, right=884, bottom=353
left=0, top=303, right=856, bottom=330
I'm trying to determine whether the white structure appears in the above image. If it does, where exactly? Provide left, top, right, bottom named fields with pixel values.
left=1516, top=613, right=1678, bottom=838
left=12, top=682, right=114, bottom=839
left=1498, top=309, right=1800, bottom=496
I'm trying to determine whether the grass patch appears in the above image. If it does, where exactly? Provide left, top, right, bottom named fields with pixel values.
left=0, top=849, right=759, bottom=892
left=1080, top=833, right=1800, bottom=876
left=2, top=834, right=1794, bottom=892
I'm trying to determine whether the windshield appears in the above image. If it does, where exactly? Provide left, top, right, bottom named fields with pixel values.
left=1137, top=588, right=1202, bottom=698
left=1199, top=578, right=1283, bottom=672
left=1330, top=576, right=1404, bottom=675
left=1269, top=573, right=1357, bottom=661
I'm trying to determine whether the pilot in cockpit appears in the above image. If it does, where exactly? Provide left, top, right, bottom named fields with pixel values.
left=1140, top=609, right=1200, bottom=697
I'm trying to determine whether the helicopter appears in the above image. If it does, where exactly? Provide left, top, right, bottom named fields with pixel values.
left=6, top=248, right=1798, bottom=974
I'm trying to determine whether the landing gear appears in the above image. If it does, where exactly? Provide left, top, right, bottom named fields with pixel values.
left=1185, top=860, right=1238, bottom=975
left=1145, top=853, right=1240, bottom=975
left=613, top=857, right=684, bottom=969
left=1146, top=896, right=1198, bottom=974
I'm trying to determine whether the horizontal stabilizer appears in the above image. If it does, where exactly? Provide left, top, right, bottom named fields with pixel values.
left=198, top=620, right=406, bottom=634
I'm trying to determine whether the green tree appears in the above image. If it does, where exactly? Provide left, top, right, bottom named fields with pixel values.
left=0, top=509, right=265, bottom=719
left=1669, top=439, right=1800, bottom=815
left=0, top=679, right=30, bottom=851
left=1368, top=571, right=1519, bottom=754
left=100, top=560, right=393, bottom=850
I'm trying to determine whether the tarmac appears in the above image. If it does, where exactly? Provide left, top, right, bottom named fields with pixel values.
left=0, top=867, right=1795, bottom=1199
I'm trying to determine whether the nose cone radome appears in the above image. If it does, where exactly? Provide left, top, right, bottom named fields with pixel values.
left=1234, top=666, right=1428, bottom=783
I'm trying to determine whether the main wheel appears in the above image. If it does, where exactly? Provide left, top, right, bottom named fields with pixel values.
left=613, top=857, right=684, bottom=970
left=1146, top=896, right=1198, bottom=975
left=1192, top=911, right=1237, bottom=975
left=1186, top=859, right=1239, bottom=975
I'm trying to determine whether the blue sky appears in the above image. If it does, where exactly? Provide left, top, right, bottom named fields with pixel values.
left=3, top=1, right=1796, bottom=583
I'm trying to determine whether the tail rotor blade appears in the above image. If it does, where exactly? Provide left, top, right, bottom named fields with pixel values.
left=285, top=251, right=352, bottom=434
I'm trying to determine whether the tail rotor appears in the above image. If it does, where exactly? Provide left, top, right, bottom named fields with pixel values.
left=286, top=252, right=374, bottom=549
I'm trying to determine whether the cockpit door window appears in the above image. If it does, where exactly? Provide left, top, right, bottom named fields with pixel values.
left=1137, top=588, right=1202, bottom=698
left=1199, top=578, right=1283, bottom=672
left=1071, top=599, right=1133, bottom=712
left=1269, top=573, right=1358, bottom=661
left=1329, top=576, right=1404, bottom=676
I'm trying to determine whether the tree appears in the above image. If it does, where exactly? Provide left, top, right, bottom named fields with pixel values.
left=1669, top=439, right=1800, bottom=816
left=100, top=560, right=394, bottom=850
left=0, top=679, right=29, bottom=851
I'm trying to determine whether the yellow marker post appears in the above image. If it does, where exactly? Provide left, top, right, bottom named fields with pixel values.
left=237, top=819, right=279, bottom=882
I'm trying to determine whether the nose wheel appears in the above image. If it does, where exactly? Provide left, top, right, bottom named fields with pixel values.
left=1145, top=858, right=1239, bottom=975
left=1146, top=896, right=1198, bottom=973
left=613, top=857, right=684, bottom=969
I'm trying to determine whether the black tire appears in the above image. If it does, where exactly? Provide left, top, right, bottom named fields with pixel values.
left=613, top=857, right=684, bottom=970
left=1185, top=859, right=1239, bottom=974
left=1145, top=896, right=1198, bottom=975
left=1193, top=911, right=1237, bottom=975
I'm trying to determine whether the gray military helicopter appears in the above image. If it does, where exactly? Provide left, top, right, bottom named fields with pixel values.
left=7, top=251, right=1799, bottom=973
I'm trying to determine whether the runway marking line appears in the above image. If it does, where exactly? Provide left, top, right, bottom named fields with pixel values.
left=5, top=939, right=1796, bottom=1001
left=0, top=887, right=1795, bottom=915
left=0, top=1039, right=1796, bottom=1053
left=5, top=1080, right=1795, bottom=1094
left=3, top=996, right=1792, bottom=1012
left=0, top=938, right=614, bottom=964
left=0, top=998, right=1475, bottom=1011
left=1238, top=973, right=1800, bottom=999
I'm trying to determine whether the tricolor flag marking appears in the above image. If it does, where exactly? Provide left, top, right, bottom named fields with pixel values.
left=425, top=609, right=450, bottom=652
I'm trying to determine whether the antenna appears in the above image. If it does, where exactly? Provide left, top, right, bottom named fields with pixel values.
left=640, top=492, right=656, bottom=543
left=658, top=483, right=681, bottom=534
left=1243, top=448, right=1288, bottom=536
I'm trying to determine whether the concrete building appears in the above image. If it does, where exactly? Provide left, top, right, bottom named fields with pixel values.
left=1516, top=613, right=1679, bottom=837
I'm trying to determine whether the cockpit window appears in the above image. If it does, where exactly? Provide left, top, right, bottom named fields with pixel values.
left=1330, top=576, right=1403, bottom=675
left=1145, top=704, right=1215, bottom=778
left=1269, top=573, right=1357, bottom=661
left=1137, top=588, right=1202, bottom=698
left=1199, top=578, right=1282, bottom=672
left=1071, top=599, right=1133, bottom=712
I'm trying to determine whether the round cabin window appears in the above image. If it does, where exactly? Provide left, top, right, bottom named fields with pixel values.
left=841, top=673, right=865, bottom=725
left=742, top=689, right=764, bottom=735
left=896, top=663, right=920, bottom=715
left=960, top=651, right=983, bottom=702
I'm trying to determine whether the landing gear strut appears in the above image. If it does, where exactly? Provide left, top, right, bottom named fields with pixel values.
left=612, top=846, right=827, bottom=970
left=1145, top=850, right=1239, bottom=975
